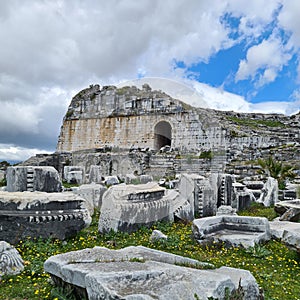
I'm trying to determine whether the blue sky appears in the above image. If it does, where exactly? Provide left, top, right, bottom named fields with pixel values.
left=0, top=0, right=300, bottom=161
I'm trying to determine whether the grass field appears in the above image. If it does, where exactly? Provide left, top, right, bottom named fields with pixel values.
left=1, top=205, right=299, bottom=300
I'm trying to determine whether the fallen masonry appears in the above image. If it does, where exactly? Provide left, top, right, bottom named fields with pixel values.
left=0, top=191, right=91, bottom=244
left=0, top=241, right=24, bottom=277
left=192, top=215, right=271, bottom=248
left=98, top=182, right=182, bottom=233
left=6, top=166, right=62, bottom=192
left=274, top=199, right=300, bottom=221
left=44, top=246, right=261, bottom=300
left=270, top=218, right=300, bottom=253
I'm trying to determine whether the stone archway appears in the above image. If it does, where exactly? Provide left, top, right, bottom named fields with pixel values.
left=154, top=121, right=172, bottom=150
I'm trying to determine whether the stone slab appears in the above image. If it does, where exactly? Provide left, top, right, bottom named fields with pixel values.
left=270, top=218, right=300, bottom=252
left=192, top=215, right=270, bottom=248
left=44, top=246, right=260, bottom=300
left=0, top=191, right=91, bottom=244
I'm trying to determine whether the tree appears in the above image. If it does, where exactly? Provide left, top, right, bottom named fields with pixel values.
left=257, top=156, right=296, bottom=189
left=0, top=160, right=10, bottom=170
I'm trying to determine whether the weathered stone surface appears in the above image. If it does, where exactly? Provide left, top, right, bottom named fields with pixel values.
left=192, top=215, right=270, bottom=248
left=178, top=173, right=216, bottom=218
left=63, top=166, right=85, bottom=184
left=73, top=183, right=107, bottom=213
left=98, top=183, right=175, bottom=233
left=0, top=241, right=24, bottom=277
left=56, top=84, right=298, bottom=159
left=216, top=205, right=237, bottom=216
left=282, top=230, right=300, bottom=253
left=150, top=230, right=168, bottom=242
left=140, top=175, right=153, bottom=184
left=88, top=165, right=103, bottom=184
left=269, top=218, right=300, bottom=254
left=275, top=199, right=300, bottom=221
left=125, top=173, right=138, bottom=184
left=104, top=175, right=119, bottom=186
left=6, top=166, right=62, bottom=192
left=44, top=246, right=260, bottom=300
left=257, top=177, right=278, bottom=207
left=0, top=191, right=91, bottom=244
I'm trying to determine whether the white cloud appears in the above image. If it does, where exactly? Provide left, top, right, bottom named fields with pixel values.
left=235, top=34, right=291, bottom=86
left=227, top=0, right=281, bottom=39
left=278, top=0, right=300, bottom=80
left=0, top=0, right=299, bottom=161
left=192, top=82, right=251, bottom=112
left=0, top=144, right=51, bottom=162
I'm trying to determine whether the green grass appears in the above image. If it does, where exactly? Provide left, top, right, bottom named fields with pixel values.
left=226, top=116, right=285, bottom=129
left=238, top=202, right=279, bottom=220
left=1, top=208, right=299, bottom=300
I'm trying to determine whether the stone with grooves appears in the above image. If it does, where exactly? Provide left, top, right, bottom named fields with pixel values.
left=44, top=246, right=261, bottom=300
left=192, top=215, right=270, bottom=248
left=6, top=166, right=62, bottom=192
left=0, top=241, right=24, bottom=277
left=98, top=183, right=176, bottom=233
left=0, top=191, right=91, bottom=244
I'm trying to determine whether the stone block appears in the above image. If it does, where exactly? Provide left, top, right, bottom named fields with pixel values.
left=150, top=230, right=167, bottom=242
left=73, top=183, right=107, bottom=213
left=216, top=205, right=237, bottom=216
left=89, top=165, right=103, bottom=184
left=258, top=177, right=278, bottom=207
left=0, top=241, right=24, bottom=277
left=140, top=175, right=153, bottom=184
left=275, top=199, right=300, bottom=222
left=6, top=166, right=62, bottom=192
left=44, top=246, right=260, bottom=299
left=0, top=191, right=91, bottom=244
left=192, top=215, right=270, bottom=248
left=64, top=166, right=85, bottom=184
left=98, top=183, right=174, bottom=233
left=104, top=175, right=119, bottom=186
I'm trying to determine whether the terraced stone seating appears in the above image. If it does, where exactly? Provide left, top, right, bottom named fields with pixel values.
left=192, top=215, right=270, bottom=248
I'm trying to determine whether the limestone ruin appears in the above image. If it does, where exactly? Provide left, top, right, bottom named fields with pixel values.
left=1, top=82, right=299, bottom=299
left=0, top=191, right=91, bottom=244
left=6, top=166, right=62, bottom=192
left=192, top=215, right=271, bottom=248
left=44, top=245, right=261, bottom=299
left=20, top=83, right=299, bottom=185
left=0, top=241, right=24, bottom=277
left=98, top=182, right=179, bottom=233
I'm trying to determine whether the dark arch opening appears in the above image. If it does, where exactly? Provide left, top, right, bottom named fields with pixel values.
left=154, top=121, right=172, bottom=150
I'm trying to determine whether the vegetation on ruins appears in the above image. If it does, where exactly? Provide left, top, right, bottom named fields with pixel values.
left=256, top=156, right=297, bottom=189
left=0, top=160, right=10, bottom=187
left=199, top=150, right=213, bottom=159
left=226, top=115, right=285, bottom=129
left=1, top=204, right=299, bottom=300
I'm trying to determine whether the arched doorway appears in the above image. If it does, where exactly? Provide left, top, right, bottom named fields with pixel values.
left=154, top=121, right=172, bottom=150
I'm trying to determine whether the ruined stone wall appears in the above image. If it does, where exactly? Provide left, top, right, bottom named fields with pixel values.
left=56, top=112, right=224, bottom=153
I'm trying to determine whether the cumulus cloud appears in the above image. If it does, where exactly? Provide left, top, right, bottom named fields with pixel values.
left=235, top=34, right=291, bottom=87
left=0, top=0, right=299, bottom=161
left=0, top=144, right=51, bottom=163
